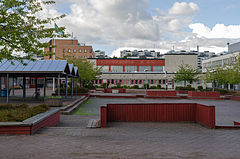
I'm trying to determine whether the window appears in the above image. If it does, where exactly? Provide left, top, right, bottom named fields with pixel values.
left=111, top=66, right=123, bottom=72
left=78, top=55, right=81, bottom=59
left=95, top=80, right=98, bottom=84
left=135, top=80, right=138, bottom=84
left=162, top=80, right=166, bottom=84
left=84, top=55, right=87, bottom=59
left=99, top=79, right=102, bottom=84
left=125, top=66, right=137, bottom=72
left=63, top=49, right=65, bottom=53
left=73, top=49, right=76, bottom=53
left=153, top=66, right=163, bottom=72
left=139, top=66, right=151, bottom=72
left=131, top=80, right=134, bottom=84
left=159, top=80, right=161, bottom=84
left=119, top=80, right=122, bottom=83
left=84, top=49, right=87, bottom=53
left=68, top=49, right=71, bottom=53
left=151, top=80, right=154, bottom=84
left=111, top=79, right=114, bottom=84
left=139, top=80, right=142, bottom=84
left=100, top=66, right=109, bottom=72
left=79, top=49, right=82, bottom=53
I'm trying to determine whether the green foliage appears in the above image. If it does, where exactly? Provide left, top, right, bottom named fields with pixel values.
left=175, top=86, right=195, bottom=91
left=150, top=86, right=157, bottom=89
left=174, top=64, right=199, bottom=86
left=0, top=0, right=67, bottom=61
left=131, top=85, right=139, bottom=89
left=157, top=85, right=162, bottom=89
left=46, top=96, right=62, bottom=99
left=0, top=104, right=49, bottom=122
left=101, top=83, right=109, bottom=89
left=60, top=56, right=102, bottom=87
left=197, top=86, right=203, bottom=90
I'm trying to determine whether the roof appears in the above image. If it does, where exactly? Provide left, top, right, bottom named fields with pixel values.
left=74, top=66, right=79, bottom=77
left=68, top=64, right=75, bottom=76
left=0, top=60, right=70, bottom=76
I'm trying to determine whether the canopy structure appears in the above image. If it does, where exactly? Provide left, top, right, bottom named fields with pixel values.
left=0, top=60, right=78, bottom=102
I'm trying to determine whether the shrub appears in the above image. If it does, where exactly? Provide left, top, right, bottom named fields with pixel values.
left=175, top=86, right=195, bottom=91
left=0, top=104, right=49, bottom=122
left=131, top=85, right=139, bottom=89
left=198, top=86, right=203, bottom=90
left=157, top=85, right=162, bottom=89
left=150, top=86, right=157, bottom=89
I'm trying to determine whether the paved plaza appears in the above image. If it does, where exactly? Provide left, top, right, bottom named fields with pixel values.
left=0, top=97, right=240, bottom=159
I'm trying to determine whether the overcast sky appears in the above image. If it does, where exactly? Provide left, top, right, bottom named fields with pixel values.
left=43, top=0, right=240, bottom=56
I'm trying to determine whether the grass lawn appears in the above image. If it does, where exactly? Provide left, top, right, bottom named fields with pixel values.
left=72, top=99, right=98, bottom=115
left=0, top=104, right=49, bottom=122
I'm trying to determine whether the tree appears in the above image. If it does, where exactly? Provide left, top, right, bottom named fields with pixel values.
left=60, top=55, right=102, bottom=87
left=0, top=0, right=66, bottom=61
left=174, top=64, right=199, bottom=86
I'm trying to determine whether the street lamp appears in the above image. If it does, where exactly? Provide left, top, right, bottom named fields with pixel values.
left=144, top=69, right=148, bottom=90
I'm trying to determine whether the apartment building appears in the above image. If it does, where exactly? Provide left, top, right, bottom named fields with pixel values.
left=44, top=39, right=94, bottom=60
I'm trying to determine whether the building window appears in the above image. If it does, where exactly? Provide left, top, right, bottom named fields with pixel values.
left=99, top=66, right=109, bottom=72
left=84, top=55, right=87, bottom=59
left=78, top=55, right=81, bottom=59
left=73, top=49, right=76, bottom=53
left=99, top=79, right=102, bottom=84
left=153, top=66, right=163, bottom=72
left=63, top=49, right=65, bottom=53
left=84, top=49, right=87, bottom=53
left=159, top=80, right=161, bottom=84
left=139, top=80, right=142, bottom=84
left=151, top=80, right=154, bottom=84
left=111, top=66, right=123, bottom=72
left=79, top=49, right=82, bottom=53
left=119, top=80, right=122, bottom=83
left=125, top=66, right=137, bottom=72
left=131, top=80, right=134, bottom=84
left=139, top=66, right=151, bottom=72
left=111, top=79, right=114, bottom=84
left=135, top=80, right=138, bottom=84
left=68, top=49, right=71, bottom=53
left=162, top=80, right=165, bottom=84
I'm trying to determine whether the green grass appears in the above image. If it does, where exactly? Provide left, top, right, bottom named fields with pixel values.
left=0, top=104, right=49, bottom=122
left=72, top=99, right=98, bottom=115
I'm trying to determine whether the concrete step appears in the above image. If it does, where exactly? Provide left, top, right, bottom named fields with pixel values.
left=87, top=119, right=100, bottom=128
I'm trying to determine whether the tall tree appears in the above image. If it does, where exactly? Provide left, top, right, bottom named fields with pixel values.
left=0, top=0, right=66, bottom=61
left=174, top=64, right=199, bottom=86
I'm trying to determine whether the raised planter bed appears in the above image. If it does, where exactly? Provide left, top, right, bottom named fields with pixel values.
left=146, top=91, right=177, bottom=97
left=230, top=96, right=240, bottom=101
left=104, top=88, right=126, bottom=93
left=0, top=108, right=60, bottom=135
left=188, top=91, right=220, bottom=98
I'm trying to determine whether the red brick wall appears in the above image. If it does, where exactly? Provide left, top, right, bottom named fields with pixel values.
left=196, top=104, right=215, bottom=128
left=104, top=88, right=126, bottom=93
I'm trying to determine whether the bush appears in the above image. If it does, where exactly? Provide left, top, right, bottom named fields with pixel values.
left=150, top=86, right=157, bottom=89
left=198, top=86, right=203, bottom=90
left=131, top=85, right=139, bottom=89
left=175, top=86, right=195, bottom=91
left=0, top=104, right=49, bottom=122
left=144, top=84, right=149, bottom=89
left=157, top=85, right=162, bottom=89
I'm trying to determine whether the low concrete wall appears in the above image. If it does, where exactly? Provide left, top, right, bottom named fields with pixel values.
left=0, top=108, right=60, bottom=135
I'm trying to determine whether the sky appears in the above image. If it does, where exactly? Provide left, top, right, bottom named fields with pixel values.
left=42, top=0, right=240, bottom=57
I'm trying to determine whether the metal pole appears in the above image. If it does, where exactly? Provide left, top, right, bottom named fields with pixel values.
left=23, top=76, right=26, bottom=101
left=12, top=77, right=15, bottom=96
left=71, top=76, right=73, bottom=98
left=35, top=77, right=38, bottom=99
left=44, top=77, right=46, bottom=98
left=65, top=75, right=68, bottom=98
left=75, top=78, right=77, bottom=96
left=58, top=74, right=60, bottom=96
left=6, top=74, right=9, bottom=103
left=0, top=76, right=2, bottom=96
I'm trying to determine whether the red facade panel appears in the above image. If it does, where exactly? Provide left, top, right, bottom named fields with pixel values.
left=146, top=91, right=177, bottom=97
left=188, top=91, right=220, bottom=98
left=96, top=59, right=165, bottom=66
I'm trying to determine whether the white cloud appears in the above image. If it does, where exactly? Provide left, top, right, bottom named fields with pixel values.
left=169, top=2, right=199, bottom=15
left=39, top=1, right=240, bottom=56
left=189, top=23, right=240, bottom=39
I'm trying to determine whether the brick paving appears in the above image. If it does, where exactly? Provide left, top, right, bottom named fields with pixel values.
left=0, top=97, right=240, bottom=159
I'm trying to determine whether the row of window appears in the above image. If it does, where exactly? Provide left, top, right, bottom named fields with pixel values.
left=72, top=55, right=92, bottom=59
left=63, top=48, right=92, bottom=53
left=99, top=66, right=164, bottom=72
left=95, top=79, right=167, bottom=85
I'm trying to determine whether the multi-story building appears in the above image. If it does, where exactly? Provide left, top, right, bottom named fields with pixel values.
left=94, top=50, right=107, bottom=58
left=120, top=50, right=161, bottom=59
left=89, top=53, right=203, bottom=89
left=166, top=50, right=216, bottom=71
left=202, top=42, right=240, bottom=72
left=44, top=39, right=94, bottom=60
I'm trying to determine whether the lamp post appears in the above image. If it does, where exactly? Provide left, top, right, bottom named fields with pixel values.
left=144, top=69, right=148, bottom=90
left=212, top=71, right=215, bottom=92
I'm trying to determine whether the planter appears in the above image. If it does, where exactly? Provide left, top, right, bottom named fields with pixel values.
left=231, top=96, right=240, bottom=101
left=45, top=98, right=63, bottom=107
left=0, top=108, right=60, bottom=135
